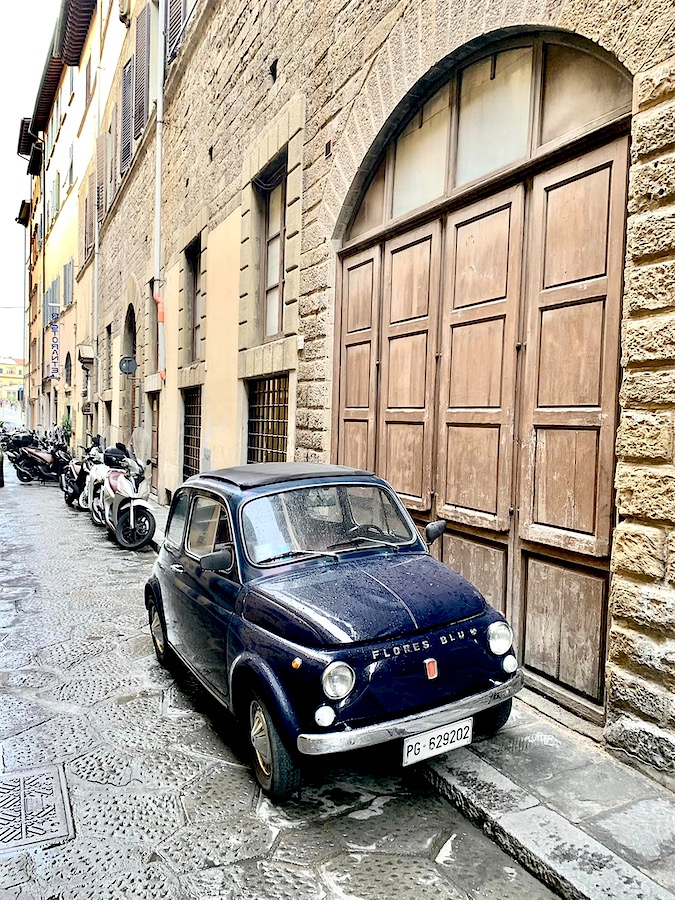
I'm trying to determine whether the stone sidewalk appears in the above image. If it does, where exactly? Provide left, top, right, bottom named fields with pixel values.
left=146, top=491, right=675, bottom=900
left=425, top=696, right=675, bottom=900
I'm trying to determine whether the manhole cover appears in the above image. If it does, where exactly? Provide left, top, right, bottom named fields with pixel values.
left=0, top=766, right=73, bottom=850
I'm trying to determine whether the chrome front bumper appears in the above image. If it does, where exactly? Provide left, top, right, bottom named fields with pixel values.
left=296, top=670, right=523, bottom=756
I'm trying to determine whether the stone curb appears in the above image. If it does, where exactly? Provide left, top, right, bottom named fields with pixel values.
left=423, top=750, right=675, bottom=900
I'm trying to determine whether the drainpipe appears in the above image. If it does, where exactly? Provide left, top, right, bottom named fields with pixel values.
left=93, top=3, right=103, bottom=433
left=153, top=0, right=166, bottom=380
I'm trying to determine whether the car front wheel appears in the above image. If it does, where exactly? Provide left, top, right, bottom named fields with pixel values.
left=474, top=698, right=512, bottom=738
left=248, top=693, right=301, bottom=800
left=148, top=599, right=172, bottom=668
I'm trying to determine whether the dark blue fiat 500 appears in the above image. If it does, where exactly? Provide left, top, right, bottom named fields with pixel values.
left=145, top=463, right=522, bottom=798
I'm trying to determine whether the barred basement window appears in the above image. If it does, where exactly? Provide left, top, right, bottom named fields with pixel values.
left=247, top=375, right=289, bottom=463
left=183, top=386, right=202, bottom=481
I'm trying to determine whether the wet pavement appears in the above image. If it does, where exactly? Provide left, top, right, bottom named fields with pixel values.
left=0, top=466, right=560, bottom=899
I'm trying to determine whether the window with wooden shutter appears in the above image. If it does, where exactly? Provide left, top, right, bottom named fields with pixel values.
left=134, top=4, right=150, bottom=139
left=167, top=0, right=184, bottom=59
left=85, top=172, right=95, bottom=254
left=96, top=133, right=106, bottom=222
left=108, top=105, right=118, bottom=204
left=120, top=59, right=133, bottom=175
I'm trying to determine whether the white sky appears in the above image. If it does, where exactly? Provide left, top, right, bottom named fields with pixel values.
left=0, top=3, right=61, bottom=360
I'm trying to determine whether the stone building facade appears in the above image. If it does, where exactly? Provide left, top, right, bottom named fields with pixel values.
left=22, top=0, right=675, bottom=782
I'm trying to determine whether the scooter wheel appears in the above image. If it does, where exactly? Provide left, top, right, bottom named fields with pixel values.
left=64, top=491, right=75, bottom=506
left=16, top=468, right=32, bottom=483
left=115, top=508, right=156, bottom=550
left=90, top=497, right=105, bottom=526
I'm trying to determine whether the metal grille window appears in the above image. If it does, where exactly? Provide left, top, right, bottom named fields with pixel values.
left=247, top=375, right=289, bottom=463
left=182, top=387, right=202, bottom=481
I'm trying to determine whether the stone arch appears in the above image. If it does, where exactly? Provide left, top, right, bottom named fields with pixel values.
left=320, top=0, right=669, bottom=243
left=119, top=276, right=142, bottom=444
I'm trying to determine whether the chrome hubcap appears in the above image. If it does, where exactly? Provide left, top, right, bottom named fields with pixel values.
left=150, top=608, right=164, bottom=654
left=250, top=702, right=272, bottom=777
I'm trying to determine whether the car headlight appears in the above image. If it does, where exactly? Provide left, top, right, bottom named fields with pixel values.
left=321, top=661, right=356, bottom=700
left=487, top=621, right=513, bottom=656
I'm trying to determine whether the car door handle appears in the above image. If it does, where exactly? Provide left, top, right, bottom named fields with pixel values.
left=171, top=564, right=184, bottom=573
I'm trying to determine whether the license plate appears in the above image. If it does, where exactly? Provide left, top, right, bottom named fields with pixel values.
left=402, top=717, right=473, bottom=766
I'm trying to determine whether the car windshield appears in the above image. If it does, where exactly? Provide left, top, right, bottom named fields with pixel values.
left=241, top=483, right=416, bottom=565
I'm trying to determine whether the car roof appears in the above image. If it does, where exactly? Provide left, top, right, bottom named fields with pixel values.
left=187, top=462, right=373, bottom=490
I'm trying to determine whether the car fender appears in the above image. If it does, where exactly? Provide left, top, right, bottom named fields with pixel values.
left=229, top=651, right=301, bottom=748
left=145, top=576, right=162, bottom=612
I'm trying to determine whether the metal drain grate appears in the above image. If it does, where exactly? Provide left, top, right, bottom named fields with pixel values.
left=0, top=766, right=73, bottom=850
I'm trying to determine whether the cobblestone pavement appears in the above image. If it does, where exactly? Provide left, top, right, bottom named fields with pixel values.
left=0, top=468, right=559, bottom=900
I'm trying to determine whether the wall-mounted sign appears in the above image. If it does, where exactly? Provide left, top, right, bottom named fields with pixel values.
left=50, top=314, right=59, bottom=380
left=119, top=356, right=138, bottom=375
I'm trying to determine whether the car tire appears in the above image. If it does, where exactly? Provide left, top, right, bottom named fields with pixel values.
left=148, top=599, right=173, bottom=668
left=248, top=692, right=301, bottom=800
left=474, top=698, right=512, bottom=738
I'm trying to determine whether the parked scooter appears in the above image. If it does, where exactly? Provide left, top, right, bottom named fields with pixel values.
left=92, top=443, right=156, bottom=550
left=13, top=437, right=71, bottom=483
left=2, top=429, right=37, bottom=463
left=60, top=433, right=103, bottom=508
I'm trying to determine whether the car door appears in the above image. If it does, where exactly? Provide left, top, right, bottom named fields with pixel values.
left=156, top=488, right=191, bottom=657
left=178, top=492, right=239, bottom=700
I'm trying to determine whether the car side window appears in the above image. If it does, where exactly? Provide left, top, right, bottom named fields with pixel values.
left=186, top=496, right=221, bottom=558
left=213, top=507, right=232, bottom=550
left=165, top=491, right=190, bottom=549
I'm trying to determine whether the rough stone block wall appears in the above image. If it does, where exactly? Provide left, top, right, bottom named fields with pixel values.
left=609, top=53, right=675, bottom=780
left=92, top=0, right=675, bottom=780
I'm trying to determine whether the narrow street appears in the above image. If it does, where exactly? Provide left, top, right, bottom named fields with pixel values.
left=0, top=467, right=558, bottom=899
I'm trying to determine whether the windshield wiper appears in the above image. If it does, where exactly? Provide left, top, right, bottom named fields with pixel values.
left=327, top=537, right=399, bottom=552
left=259, top=549, right=339, bottom=564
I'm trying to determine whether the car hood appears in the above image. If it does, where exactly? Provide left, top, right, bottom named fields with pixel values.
left=251, top=552, right=486, bottom=645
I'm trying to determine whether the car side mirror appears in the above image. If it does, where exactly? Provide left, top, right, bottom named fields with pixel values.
left=200, top=547, right=235, bottom=574
left=425, top=520, right=447, bottom=545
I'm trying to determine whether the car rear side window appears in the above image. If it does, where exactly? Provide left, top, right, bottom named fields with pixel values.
left=166, top=491, right=190, bottom=548
left=186, top=496, right=221, bottom=557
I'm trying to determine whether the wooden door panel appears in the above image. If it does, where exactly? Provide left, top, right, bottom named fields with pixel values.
left=437, top=186, right=524, bottom=530
left=519, top=138, right=627, bottom=556
left=533, top=428, right=598, bottom=533
left=344, top=343, right=371, bottom=408
left=449, top=318, right=504, bottom=408
left=387, top=333, right=428, bottom=407
left=443, top=533, right=507, bottom=613
left=446, top=425, right=500, bottom=514
left=342, top=421, right=369, bottom=470
left=390, top=238, right=432, bottom=321
left=524, top=557, right=605, bottom=700
left=379, top=222, right=440, bottom=510
left=454, top=207, right=510, bottom=307
left=384, top=423, right=424, bottom=498
left=338, top=247, right=380, bottom=471
left=543, top=166, right=610, bottom=288
left=538, top=300, right=604, bottom=407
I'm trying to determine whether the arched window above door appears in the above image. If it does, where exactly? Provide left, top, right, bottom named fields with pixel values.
left=348, top=36, right=631, bottom=240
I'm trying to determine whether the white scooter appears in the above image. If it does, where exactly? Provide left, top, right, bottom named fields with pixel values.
left=96, top=443, right=156, bottom=550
